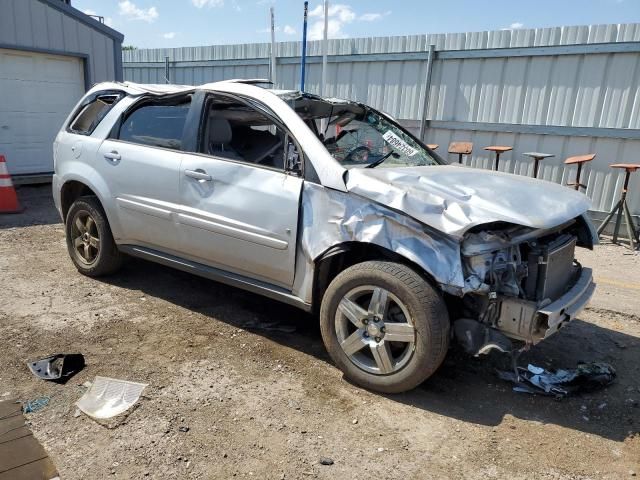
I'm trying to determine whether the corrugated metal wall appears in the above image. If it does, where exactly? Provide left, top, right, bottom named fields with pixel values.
left=123, top=24, right=640, bottom=220
left=0, top=0, right=121, bottom=83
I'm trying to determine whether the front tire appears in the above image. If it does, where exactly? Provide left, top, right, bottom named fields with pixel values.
left=320, top=261, right=449, bottom=393
left=65, top=196, right=122, bottom=277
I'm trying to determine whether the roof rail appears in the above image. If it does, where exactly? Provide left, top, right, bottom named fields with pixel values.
left=220, top=79, right=274, bottom=86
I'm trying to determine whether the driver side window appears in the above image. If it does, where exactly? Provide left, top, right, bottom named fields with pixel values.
left=200, top=95, right=286, bottom=170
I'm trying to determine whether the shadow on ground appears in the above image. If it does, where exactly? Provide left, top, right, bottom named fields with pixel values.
left=102, top=257, right=640, bottom=443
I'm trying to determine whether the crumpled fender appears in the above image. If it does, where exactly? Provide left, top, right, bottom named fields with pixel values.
left=291, top=182, right=465, bottom=303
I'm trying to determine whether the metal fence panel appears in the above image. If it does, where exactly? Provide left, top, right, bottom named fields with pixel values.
left=123, top=23, right=640, bottom=221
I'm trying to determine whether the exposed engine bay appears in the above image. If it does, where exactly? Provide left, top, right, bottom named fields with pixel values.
left=456, top=217, right=596, bottom=354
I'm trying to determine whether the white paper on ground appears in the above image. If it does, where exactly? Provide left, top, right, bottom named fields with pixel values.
left=76, top=376, right=148, bottom=419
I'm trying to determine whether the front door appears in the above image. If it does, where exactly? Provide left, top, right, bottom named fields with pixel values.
left=177, top=93, right=303, bottom=288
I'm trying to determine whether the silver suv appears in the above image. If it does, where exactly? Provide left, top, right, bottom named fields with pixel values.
left=53, top=80, right=597, bottom=393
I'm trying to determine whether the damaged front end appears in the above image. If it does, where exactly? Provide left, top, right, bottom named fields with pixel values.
left=455, top=217, right=597, bottom=354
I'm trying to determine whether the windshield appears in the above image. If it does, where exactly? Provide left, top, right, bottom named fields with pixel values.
left=320, top=109, right=442, bottom=169
left=283, top=92, right=445, bottom=169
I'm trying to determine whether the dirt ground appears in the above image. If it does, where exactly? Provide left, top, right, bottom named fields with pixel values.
left=1, top=185, right=639, bottom=480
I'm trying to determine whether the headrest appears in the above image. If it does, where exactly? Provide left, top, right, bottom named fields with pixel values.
left=208, top=116, right=232, bottom=145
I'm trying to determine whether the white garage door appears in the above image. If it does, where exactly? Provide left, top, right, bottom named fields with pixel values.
left=0, top=48, right=85, bottom=175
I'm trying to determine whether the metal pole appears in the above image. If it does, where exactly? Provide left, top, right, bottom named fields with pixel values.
left=320, top=0, right=328, bottom=96
left=613, top=195, right=625, bottom=243
left=270, top=7, right=277, bottom=86
left=418, top=44, right=436, bottom=142
left=614, top=171, right=632, bottom=243
left=319, top=1, right=329, bottom=133
left=164, top=56, right=170, bottom=84
left=300, top=1, right=308, bottom=91
left=596, top=198, right=623, bottom=235
left=623, top=200, right=637, bottom=250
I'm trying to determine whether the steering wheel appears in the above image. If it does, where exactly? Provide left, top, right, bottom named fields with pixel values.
left=344, top=145, right=371, bottom=164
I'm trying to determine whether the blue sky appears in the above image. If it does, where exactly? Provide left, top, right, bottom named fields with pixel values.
left=73, top=0, right=640, bottom=49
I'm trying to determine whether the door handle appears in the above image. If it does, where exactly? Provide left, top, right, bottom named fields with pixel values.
left=185, top=169, right=213, bottom=182
left=104, top=151, right=121, bottom=161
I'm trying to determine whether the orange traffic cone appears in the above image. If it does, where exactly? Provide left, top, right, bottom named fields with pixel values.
left=0, top=155, right=22, bottom=213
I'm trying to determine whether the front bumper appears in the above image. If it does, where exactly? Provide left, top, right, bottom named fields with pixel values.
left=538, top=267, right=596, bottom=339
left=495, top=267, right=596, bottom=343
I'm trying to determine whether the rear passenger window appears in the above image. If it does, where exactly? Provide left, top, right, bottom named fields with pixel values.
left=118, top=99, right=191, bottom=150
left=69, top=93, right=122, bottom=135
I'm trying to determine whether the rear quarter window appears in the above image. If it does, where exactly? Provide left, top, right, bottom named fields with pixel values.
left=68, top=93, right=123, bottom=135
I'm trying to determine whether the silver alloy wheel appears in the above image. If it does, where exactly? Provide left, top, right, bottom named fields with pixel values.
left=70, top=210, right=100, bottom=265
left=335, top=285, right=416, bottom=375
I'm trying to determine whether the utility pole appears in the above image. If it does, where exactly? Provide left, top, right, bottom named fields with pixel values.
left=320, top=0, right=328, bottom=96
left=300, top=1, right=308, bottom=91
left=270, top=6, right=277, bottom=86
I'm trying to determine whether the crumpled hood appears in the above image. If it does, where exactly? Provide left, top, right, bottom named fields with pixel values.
left=346, top=165, right=592, bottom=239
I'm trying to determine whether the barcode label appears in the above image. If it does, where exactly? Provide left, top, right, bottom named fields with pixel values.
left=382, top=130, right=417, bottom=157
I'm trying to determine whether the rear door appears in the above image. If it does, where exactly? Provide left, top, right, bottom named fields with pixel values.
left=95, top=95, right=192, bottom=252
left=177, top=92, right=303, bottom=288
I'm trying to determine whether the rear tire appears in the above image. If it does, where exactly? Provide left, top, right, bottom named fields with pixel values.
left=65, top=196, right=122, bottom=277
left=320, top=261, right=449, bottom=393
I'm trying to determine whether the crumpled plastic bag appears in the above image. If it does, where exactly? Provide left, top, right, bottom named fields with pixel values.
left=497, top=362, right=616, bottom=397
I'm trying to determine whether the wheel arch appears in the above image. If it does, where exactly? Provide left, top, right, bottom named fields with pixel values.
left=311, top=241, right=441, bottom=314
left=58, top=173, right=122, bottom=239
left=60, top=180, right=98, bottom=220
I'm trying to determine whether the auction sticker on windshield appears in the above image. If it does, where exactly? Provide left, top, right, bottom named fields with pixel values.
left=382, top=130, right=417, bottom=157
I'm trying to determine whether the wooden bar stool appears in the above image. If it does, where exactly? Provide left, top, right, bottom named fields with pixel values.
left=596, top=163, right=640, bottom=250
left=448, top=142, right=473, bottom=164
left=426, top=144, right=439, bottom=151
left=484, top=145, right=512, bottom=171
left=564, top=154, right=595, bottom=191
left=523, top=152, right=555, bottom=178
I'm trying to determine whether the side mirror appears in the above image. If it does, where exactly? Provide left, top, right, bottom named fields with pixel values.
left=286, top=139, right=302, bottom=174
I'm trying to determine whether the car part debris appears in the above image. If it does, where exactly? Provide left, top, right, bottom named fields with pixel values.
left=27, top=353, right=85, bottom=383
left=75, top=376, right=147, bottom=419
left=22, top=396, right=51, bottom=413
left=453, top=318, right=512, bottom=355
left=498, top=362, right=616, bottom=396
